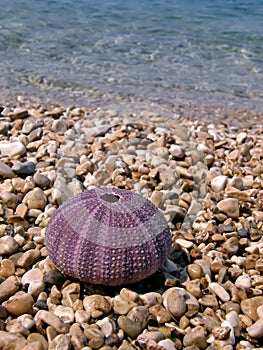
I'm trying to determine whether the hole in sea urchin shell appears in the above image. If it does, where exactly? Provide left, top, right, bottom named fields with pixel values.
left=100, top=193, right=120, bottom=203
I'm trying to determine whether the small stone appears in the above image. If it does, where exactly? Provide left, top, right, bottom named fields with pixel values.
left=247, top=318, right=263, bottom=338
left=61, top=282, right=80, bottom=307
left=237, top=228, right=248, bottom=238
left=0, top=259, right=15, bottom=278
left=113, top=295, right=137, bottom=315
left=187, top=264, right=204, bottom=280
left=21, top=268, right=44, bottom=285
left=170, top=144, right=185, bottom=158
left=16, top=203, right=28, bottom=218
left=5, top=293, right=34, bottom=316
left=0, top=141, right=26, bottom=157
left=43, top=269, right=65, bottom=287
left=54, top=305, right=75, bottom=323
left=33, top=173, right=51, bottom=188
left=140, top=292, right=162, bottom=307
left=222, top=237, right=239, bottom=256
left=158, top=338, right=177, bottom=350
left=228, top=176, right=243, bottom=190
left=217, top=198, right=240, bottom=219
left=8, top=108, right=28, bottom=120
left=0, top=235, right=19, bottom=255
left=35, top=310, right=69, bottom=334
left=236, top=132, right=247, bottom=143
left=83, top=295, right=111, bottom=318
left=183, top=325, right=207, bottom=348
left=27, top=281, right=45, bottom=298
left=75, top=309, right=90, bottom=324
left=0, top=276, right=20, bottom=302
left=136, top=331, right=164, bottom=347
left=16, top=249, right=41, bottom=268
left=149, top=304, right=171, bottom=323
left=255, top=258, right=263, bottom=273
left=16, top=315, right=34, bottom=332
left=70, top=323, right=87, bottom=349
left=97, top=317, right=116, bottom=336
left=241, top=296, right=263, bottom=321
left=118, top=306, right=149, bottom=339
left=120, top=288, right=140, bottom=303
left=48, top=334, right=71, bottom=350
left=23, top=187, right=47, bottom=209
left=150, top=191, right=164, bottom=209
left=12, top=161, right=36, bottom=176
left=235, top=273, right=252, bottom=289
left=0, top=331, right=28, bottom=349
left=253, top=210, right=263, bottom=222
left=0, top=191, right=18, bottom=209
left=22, top=341, right=44, bottom=350
left=209, top=282, right=230, bottom=302
left=211, top=175, right=228, bottom=192
left=0, top=162, right=16, bottom=178
left=162, top=287, right=186, bottom=317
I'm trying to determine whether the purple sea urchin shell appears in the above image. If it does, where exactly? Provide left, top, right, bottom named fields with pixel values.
left=45, top=187, right=171, bottom=286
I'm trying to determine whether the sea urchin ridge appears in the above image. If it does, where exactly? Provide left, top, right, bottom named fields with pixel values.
left=45, top=186, right=171, bottom=286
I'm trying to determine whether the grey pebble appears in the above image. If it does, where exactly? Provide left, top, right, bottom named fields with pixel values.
left=12, top=161, right=36, bottom=176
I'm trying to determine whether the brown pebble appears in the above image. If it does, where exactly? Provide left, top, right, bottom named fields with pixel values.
left=240, top=296, right=263, bottom=321
left=0, top=330, right=28, bottom=349
left=83, top=295, right=111, bottom=318
left=23, top=187, right=47, bottom=209
left=0, top=259, right=15, bottom=278
left=0, top=236, right=19, bottom=255
left=21, top=341, right=44, bottom=350
left=162, top=287, right=187, bottom=317
left=17, top=249, right=41, bottom=268
left=5, top=293, right=34, bottom=316
left=0, top=275, right=20, bottom=303
left=34, top=310, right=69, bottom=334
left=187, top=264, right=204, bottom=279
left=183, top=325, right=207, bottom=348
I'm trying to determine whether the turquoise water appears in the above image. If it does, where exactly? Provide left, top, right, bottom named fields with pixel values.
left=0, top=0, right=262, bottom=112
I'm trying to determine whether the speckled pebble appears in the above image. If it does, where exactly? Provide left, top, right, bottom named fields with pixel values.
left=183, top=325, right=207, bottom=348
left=0, top=235, right=19, bottom=255
left=54, top=305, right=75, bottom=323
left=83, top=295, right=111, bottom=318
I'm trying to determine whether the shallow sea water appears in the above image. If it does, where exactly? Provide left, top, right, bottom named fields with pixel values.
left=0, top=0, right=263, bottom=115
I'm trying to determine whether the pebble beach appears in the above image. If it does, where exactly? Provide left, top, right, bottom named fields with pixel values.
left=0, top=99, right=262, bottom=350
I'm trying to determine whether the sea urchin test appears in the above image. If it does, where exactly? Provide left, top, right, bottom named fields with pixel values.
left=45, top=187, right=171, bottom=286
